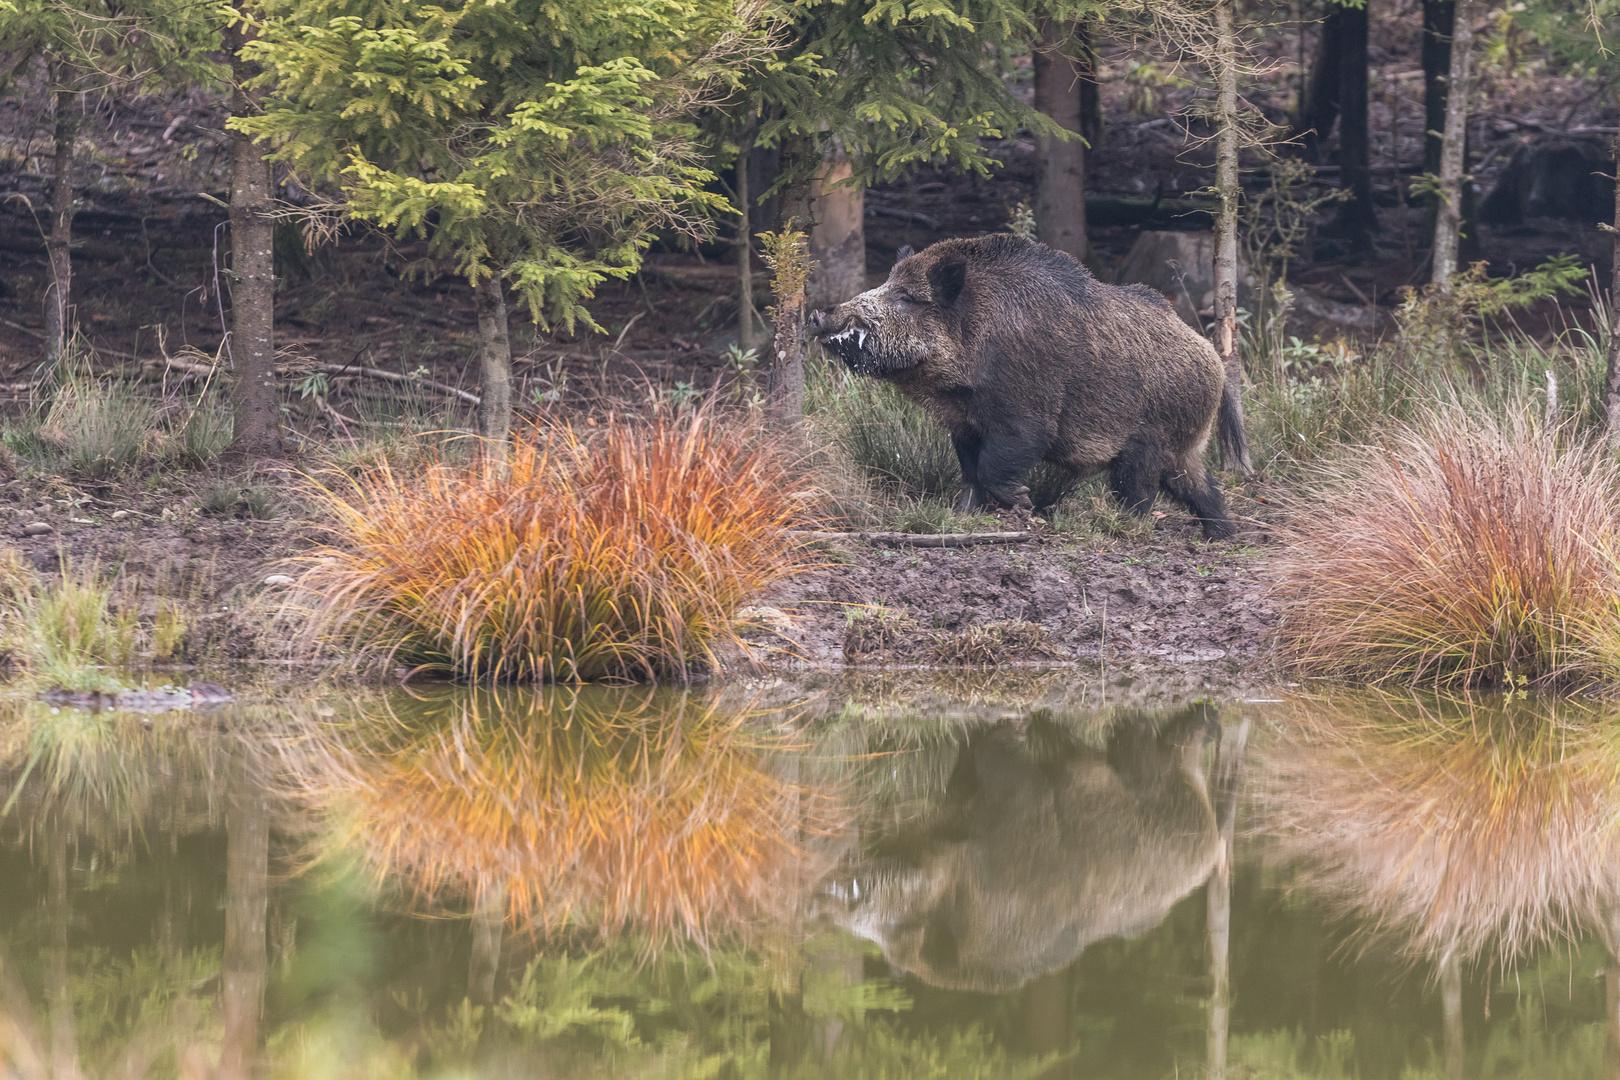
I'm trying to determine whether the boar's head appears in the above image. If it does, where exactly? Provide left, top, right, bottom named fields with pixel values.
left=809, top=247, right=968, bottom=378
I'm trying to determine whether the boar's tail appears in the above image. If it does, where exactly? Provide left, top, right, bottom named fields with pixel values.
left=1217, top=377, right=1254, bottom=477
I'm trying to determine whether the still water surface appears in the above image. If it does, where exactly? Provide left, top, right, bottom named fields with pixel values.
left=2, top=677, right=1618, bottom=1079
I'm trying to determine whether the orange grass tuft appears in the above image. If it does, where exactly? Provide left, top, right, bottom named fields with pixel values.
left=289, top=409, right=812, bottom=682
left=279, top=687, right=841, bottom=945
left=1272, top=409, right=1620, bottom=687
left=1256, top=693, right=1620, bottom=968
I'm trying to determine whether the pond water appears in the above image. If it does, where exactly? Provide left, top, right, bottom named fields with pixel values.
left=2, top=675, right=1619, bottom=1079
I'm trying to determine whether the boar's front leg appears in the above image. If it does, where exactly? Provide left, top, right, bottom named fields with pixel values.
left=952, top=431, right=987, bottom=513
left=972, top=428, right=1038, bottom=511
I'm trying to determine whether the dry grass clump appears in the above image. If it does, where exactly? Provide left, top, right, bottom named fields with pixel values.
left=280, top=688, right=838, bottom=945
left=290, top=409, right=812, bottom=682
left=1273, top=408, right=1620, bottom=687
left=1256, top=693, right=1620, bottom=968
left=932, top=619, right=1054, bottom=667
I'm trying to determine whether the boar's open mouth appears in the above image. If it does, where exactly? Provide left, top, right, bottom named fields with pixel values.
left=812, top=317, right=877, bottom=373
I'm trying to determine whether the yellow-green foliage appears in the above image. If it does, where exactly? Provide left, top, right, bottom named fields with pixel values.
left=1275, top=410, right=1620, bottom=687
left=290, top=409, right=812, bottom=682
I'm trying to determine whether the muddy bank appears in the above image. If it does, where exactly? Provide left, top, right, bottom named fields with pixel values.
left=749, top=520, right=1278, bottom=674
left=0, top=472, right=1280, bottom=676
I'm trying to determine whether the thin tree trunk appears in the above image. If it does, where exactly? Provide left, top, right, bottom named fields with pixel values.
left=44, top=79, right=76, bottom=371
left=768, top=133, right=816, bottom=440
left=45, top=79, right=76, bottom=368
left=1440, top=950, right=1464, bottom=1080
left=805, top=141, right=865, bottom=311
left=218, top=748, right=270, bottom=1080
left=1431, top=0, right=1475, bottom=293
left=1333, top=1, right=1377, bottom=249
left=474, top=275, right=512, bottom=441
left=1033, top=18, right=1089, bottom=265
left=1212, top=0, right=1253, bottom=475
left=1292, top=8, right=1345, bottom=160
left=468, top=881, right=505, bottom=1007
left=1078, top=23, right=1102, bottom=152
left=226, top=29, right=281, bottom=456
left=46, top=819, right=81, bottom=1080
left=1603, top=128, right=1620, bottom=448
left=1422, top=0, right=1453, bottom=178
left=737, top=130, right=758, bottom=356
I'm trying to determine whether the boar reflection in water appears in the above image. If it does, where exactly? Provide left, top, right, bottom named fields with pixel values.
left=825, top=709, right=1220, bottom=993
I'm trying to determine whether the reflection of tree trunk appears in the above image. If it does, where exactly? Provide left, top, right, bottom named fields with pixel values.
left=1206, top=716, right=1249, bottom=1080
left=1440, top=950, right=1463, bottom=1080
left=1606, top=943, right=1620, bottom=1080
left=468, top=882, right=506, bottom=1007
left=46, top=819, right=81, bottom=1080
left=768, top=989, right=810, bottom=1077
left=219, top=750, right=270, bottom=1080
left=0, top=937, right=49, bottom=1080
left=1023, top=966, right=1071, bottom=1078
left=805, top=142, right=865, bottom=311
left=1033, top=18, right=1089, bottom=266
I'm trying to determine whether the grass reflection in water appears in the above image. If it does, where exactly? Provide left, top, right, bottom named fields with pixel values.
left=279, top=686, right=843, bottom=947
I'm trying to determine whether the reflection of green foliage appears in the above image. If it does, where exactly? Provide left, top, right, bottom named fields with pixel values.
left=71, top=946, right=219, bottom=1078
left=1228, top=1030, right=1356, bottom=1079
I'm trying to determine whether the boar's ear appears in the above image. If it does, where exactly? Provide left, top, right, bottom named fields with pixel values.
left=894, top=244, right=916, bottom=266
left=927, top=257, right=967, bottom=308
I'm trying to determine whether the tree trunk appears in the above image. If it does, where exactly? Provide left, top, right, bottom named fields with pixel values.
left=1078, top=23, right=1102, bottom=152
left=44, top=79, right=76, bottom=372
left=1212, top=0, right=1253, bottom=475
left=768, top=256, right=807, bottom=441
left=1421, top=0, right=1453, bottom=178
left=1033, top=18, right=1089, bottom=266
left=1333, top=1, right=1377, bottom=250
left=219, top=748, right=270, bottom=1080
left=1440, top=950, right=1464, bottom=1080
left=805, top=141, right=865, bottom=311
left=737, top=132, right=758, bottom=356
left=1431, top=0, right=1475, bottom=293
left=1602, top=129, right=1620, bottom=448
left=474, top=275, right=512, bottom=441
left=46, top=818, right=81, bottom=1080
left=1292, top=7, right=1346, bottom=160
left=226, top=30, right=281, bottom=456
left=767, top=133, right=816, bottom=439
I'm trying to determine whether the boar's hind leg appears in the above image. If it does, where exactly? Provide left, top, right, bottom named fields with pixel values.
left=1161, top=463, right=1236, bottom=541
left=1108, top=437, right=1162, bottom=518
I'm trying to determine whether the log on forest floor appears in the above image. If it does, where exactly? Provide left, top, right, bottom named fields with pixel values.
left=793, top=530, right=1035, bottom=548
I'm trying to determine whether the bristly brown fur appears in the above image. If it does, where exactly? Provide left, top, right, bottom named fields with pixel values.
left=813, top=234, right=1237, bottom=539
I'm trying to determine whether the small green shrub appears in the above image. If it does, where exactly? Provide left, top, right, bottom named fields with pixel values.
left=176, top=392, right=233, bottom=464
left=39, top=371, right=154, bottom=479
left=6, top=559, right=137, bottom=692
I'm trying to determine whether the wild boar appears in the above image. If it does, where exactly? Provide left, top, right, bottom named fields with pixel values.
left=811, top=234, right=1242, bottom=539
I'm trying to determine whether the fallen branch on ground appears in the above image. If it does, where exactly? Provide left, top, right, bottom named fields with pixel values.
left=152, top=355, right=482, bottom=406
left=793, top=530, right=1034, bottom=548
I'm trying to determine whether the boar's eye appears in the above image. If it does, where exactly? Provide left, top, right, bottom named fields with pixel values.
left=894, top=291, right=918, bottom=305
